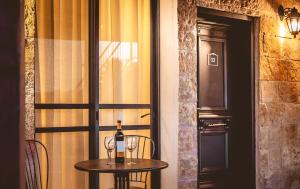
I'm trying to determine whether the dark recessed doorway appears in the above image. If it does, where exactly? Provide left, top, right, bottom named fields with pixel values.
left=197, top=7, right=258, bottom=189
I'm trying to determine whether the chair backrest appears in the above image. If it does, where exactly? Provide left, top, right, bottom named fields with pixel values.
left=124, top=135, right=155, bottom=188
left=125, top=135, right=155, bottom=159
left=25, top=140, right=49, bottom=189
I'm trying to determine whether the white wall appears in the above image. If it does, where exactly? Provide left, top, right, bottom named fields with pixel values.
left=160, top=0, right=178, bottom=189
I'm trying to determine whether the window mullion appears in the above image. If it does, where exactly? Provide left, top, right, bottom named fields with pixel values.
left=88, top=0, right=100, bottom=188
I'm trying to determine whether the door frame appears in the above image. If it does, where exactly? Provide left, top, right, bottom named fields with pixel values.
left=197, top=7, right=259, bottom=189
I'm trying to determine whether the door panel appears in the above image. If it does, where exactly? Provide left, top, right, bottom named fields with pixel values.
left=199, top=38, right=227, bottom=110
left=199, top=121, right=229, bottom=172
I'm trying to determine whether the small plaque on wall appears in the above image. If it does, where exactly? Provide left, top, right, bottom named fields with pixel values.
left=208, top=53, right=218, bottom=66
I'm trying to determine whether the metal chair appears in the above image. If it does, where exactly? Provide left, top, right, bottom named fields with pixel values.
left=108, top=135, right=155, bottom=189
left=126, top=135, right=155, bottom=189
left=25, top=140, right=49, bottom=189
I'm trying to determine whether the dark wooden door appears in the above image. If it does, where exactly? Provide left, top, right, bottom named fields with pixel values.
left=197, top=18, right=253, bottom=189
left=197, top=21, right=231, bottom=189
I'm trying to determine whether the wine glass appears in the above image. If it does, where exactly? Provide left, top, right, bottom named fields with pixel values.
left=126, top=136, right=137, bottom=165
left=104, top=136, right=115, bottom=165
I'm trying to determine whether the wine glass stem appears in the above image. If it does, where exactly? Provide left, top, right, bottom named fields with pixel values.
left=109, top=151, right=111, bottom=163
left=130, top=151, right=133, bottom=163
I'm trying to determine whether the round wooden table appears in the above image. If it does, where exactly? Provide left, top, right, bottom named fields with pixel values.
left=75, top=158, right=168, bottom=189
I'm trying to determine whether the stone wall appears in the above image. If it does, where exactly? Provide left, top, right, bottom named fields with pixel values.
left=177, top=0, right=300, bottom=189
left=24, top=0, right=35, bottom=140
left=258, top=1, right=300, bottom=189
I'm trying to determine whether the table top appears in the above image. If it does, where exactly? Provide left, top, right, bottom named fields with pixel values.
left=75, top=158, right=168, bottom=173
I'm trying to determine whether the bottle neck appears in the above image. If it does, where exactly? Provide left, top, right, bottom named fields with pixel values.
left=117, top=123, right=122, bottom=131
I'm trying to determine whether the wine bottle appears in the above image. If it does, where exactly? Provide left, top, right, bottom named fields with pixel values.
left=115, top=120, right=125, bottom=163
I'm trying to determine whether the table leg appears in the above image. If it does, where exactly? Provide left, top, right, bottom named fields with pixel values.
left=114, top=173, right=130, bottom=189
left=126, top=174, right=129, bottom=189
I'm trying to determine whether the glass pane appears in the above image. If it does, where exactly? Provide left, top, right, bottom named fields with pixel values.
left=35, top=109, right=88, bottom=127
left=99, top=130, right=151, bottom=189
left=36, top=132, right=89, bottom=189
left=35, top=0, right=89, bottom=104
left=99, top=0, right=151, bottom=104
left=99, top=109, right=150, bottom=126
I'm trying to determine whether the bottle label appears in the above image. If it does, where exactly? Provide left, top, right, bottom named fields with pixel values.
left=116, top=141, right=124, bottom=152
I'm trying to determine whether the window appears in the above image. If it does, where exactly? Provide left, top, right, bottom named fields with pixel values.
left=34, top=0, right=159, bottom=188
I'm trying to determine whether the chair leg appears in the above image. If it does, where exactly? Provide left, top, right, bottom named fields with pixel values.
left=126, top=174, right=129, bottom=189
left=114, top=174, right=117, bottom=189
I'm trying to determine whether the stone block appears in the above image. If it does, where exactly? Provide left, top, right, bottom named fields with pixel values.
left=179, top=50, right=197, bottom=75
left=179, top=75, right=197, bottom=103
left=178, top=179, right=197, bottom=189
left=179, top=102, right=197, bottom=127
left=287, top=61, right=300, bottom=82
left=264, top=171, right=283, bottom=189
left=25, top=38, right=35, bottom=64
left=24, top=0, right=35, bottom=38
left=259, top=0, right=276, bottom=16
left=258, top=149, right=269, bottom=176
left=281, top=124, right=300, bottom=170
left=281, top=145, right=292, bottom=169
left=178, top=155, right=198, bottom=180
left=178, top=126, right=198, bottom=154
left=258, top=125, right=269, bottom=150
left=268, top=148, right=282, bottom=171
left=276, top=0, right=295, bottom=10
left=260, top=56, right=288, bottom=81
left=282, top=124, right=298, bottom=147
left=260, top=81, right=279, bottom=103
left=262, top=34, right=300, bottom=60
left=260, top=15, right=281, bottom=35
left=278, top=82, right=300, bottom=103
left=268, top=125, right=282, bottom=148
left=258, top=103, right=286, bottom=127
left=284, top=104, right=300, bottom=125
left=290, top=180, right=300, bottom=189
left=196, top=0, right=259, bottom=16
left=178, top=1, right=197, bottom=52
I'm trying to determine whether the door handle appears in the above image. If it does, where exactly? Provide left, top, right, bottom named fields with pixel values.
left=207, top=123, right=227, bottom=127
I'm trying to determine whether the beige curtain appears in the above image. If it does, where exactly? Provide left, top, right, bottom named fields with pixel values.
left=99, top=0, right=150, bottom=126
left=99, top=1, right=151, bottom=188
left=35, top=0, right=150, bottom=188
left=35, top=0, right=89, bottom=188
